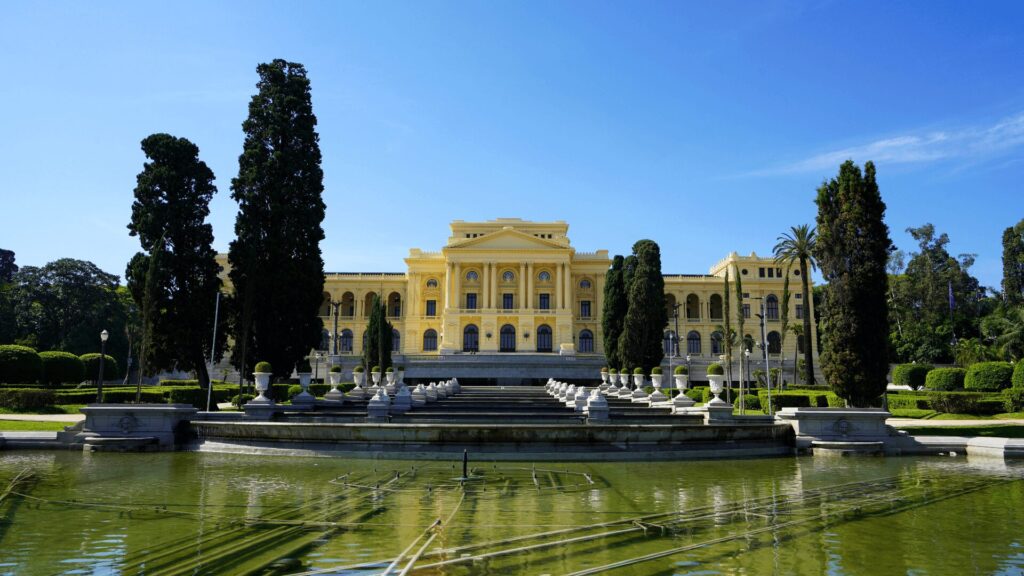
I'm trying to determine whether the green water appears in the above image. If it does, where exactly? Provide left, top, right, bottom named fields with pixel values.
left=1, top=451, right=1022, bottom=575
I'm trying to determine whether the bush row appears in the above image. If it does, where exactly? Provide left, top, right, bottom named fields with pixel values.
left=893, top=364, right=933, bottom=387
left=0, top=344, right=120, bottom=384
left=890, top=361, right=1020, bottom=392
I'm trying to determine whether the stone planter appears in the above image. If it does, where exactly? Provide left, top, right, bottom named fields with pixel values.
left=632, top=373, right=644, bottom=388
left=325, top=372, right=345, bottom=403
left=293, top=372, right=315, bottom=406
left=618, top=373, right=629, bottom=387
left=397, top=369, right=406, bottom=386
left=707, top=375, right=728, bottom=405
left=649, top=374, right=667, bottom=402
left=370, top=371, right=382, bottom=390
left=674, top=374, right=688, bottom=391
left=252, top=372, right=273, bottom=403
left=651, top=374, right=663, bottom=387
left=385, top=371, right=396, bottom=394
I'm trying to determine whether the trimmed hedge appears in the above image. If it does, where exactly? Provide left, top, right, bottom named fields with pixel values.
left=927, top=391, right=1001, bottom=415
left=925, top=368, right=966, bottom=391
left=39, top=351, right=85, bottom=386
left=1004, top=388, right=1024, bottom=413
left=739, top=394, right=760, bottom=410
left=80, top=353, right=120, bottom=381
left=893, top=363, right=933, bottom=387
left=0, top=345, right=42, bottom=384
left=1013, top=362, right=1024, bottom=389
left=158, top=379, right=230, bottom=387
left=886, top=394, right=930, bottom=410
left=0, top=388, right=56, bottom=411
left=166, top=387, right=233, bottom=409
left=964, top=362, right=1013, bottom=391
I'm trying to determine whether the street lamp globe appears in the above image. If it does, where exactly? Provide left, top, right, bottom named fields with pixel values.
left=100, top=329, right=109, bottom=342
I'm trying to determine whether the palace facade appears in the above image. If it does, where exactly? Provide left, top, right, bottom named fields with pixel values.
left=306, top=219, right=816, bottom=369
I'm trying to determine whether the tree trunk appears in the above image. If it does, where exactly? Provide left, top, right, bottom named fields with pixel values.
left=800, top=257, right=816, bottom=384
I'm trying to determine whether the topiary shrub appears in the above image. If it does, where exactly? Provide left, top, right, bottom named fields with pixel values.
left=632, top=367, right=643, bottom=375
left=371, top=365, right=381, bottom=373
left=927, top=391, right=989, bottom=414
left=674, top=365, right=687, bottom=375
left=353, top=365, right=364, bottom=373
left=330, top=365, right=342, bottom=373
left=892, top=363, right=933, bottom=387
left=1003, top=388, right=1024, bottom=413
left=609, top=368, right=617, bottom=375
left=1013, top=362, right=1024, bottom=389
left=0, top=388, right=56, bottom=411
left=0, top=345, right=42, bottom=384
left=601, top=367, right=608, bottom=373
left=80, top=353, right=120, bottom=381
left=269, top=383, right=291, bottom=402
left=740, top=394, right=761, bottom=410
left=287, top=384, right=303, bottom=398
left=925, top=368, right=966, bottom=391
left=964, top=362, right=1013, bottom=391
left=886, top=394, right=930, bottom=410
left=651, top=367, right=662, bottom=375
left=39, top=351, right=85, bottom=386
left=385, top=366, right=394, bottom=373
left=706, top=363, right=724, bottom=376
left=685, top=388, right=704, bottom=402
left=254, top=361, right=273, bottom=373
left=232, top=393, right=255, bottom=405
left=166, top=387, right=224, bottom=410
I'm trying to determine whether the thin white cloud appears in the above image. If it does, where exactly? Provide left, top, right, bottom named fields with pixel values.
left=755, top=112, right=1024, bottom=175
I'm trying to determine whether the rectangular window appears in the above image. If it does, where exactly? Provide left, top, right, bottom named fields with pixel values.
left=795, top=293, right=802, bottom=299
left=426, top=300, right=436, bottom=317
left=777, top=268, right=783, bottom=277
left=743, top=304, right=750, bottom=318
left=580, top=300, right=591, bottom=317
left=466, top=293, right=477, bottom=309
left=539, top=293, right=550, bottom=310
left=742, top=292, right=749, bottom=298
left=796, top=304, right=804, bottom=319
left=503, top=293, right=513, bottom=310
left=767, top=268, right=775, bottom=278
left=759, top=268, right=766, bottom=278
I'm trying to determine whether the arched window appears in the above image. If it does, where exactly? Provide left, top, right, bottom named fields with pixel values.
left=665, top=294, right=677, bottom=321
left=538, top=271, right=551, bottom=282
left=320, top=329, right=330, bottom=351
left=502, top=270, right=515, bottom=282
left=423, top=329, right=438, bottom=351
left=363, top=292, right=377, bottom=318
left=392, top=329, right=401, bottom=352
left=536, top=324, right=553, bottom=353
left=687, top=331, right=702, bottom=355
left=765, top=295, right=779, bottom=320
left=579, top=330, right=594, bottom=353
left=341, top=292, right=355, bottom=316
left=711, top=331, right=723, bottom=354
left=388, top=292, right=402, bottom=317
left=463, top=325, right=479, bottom=352
left=426, top=278, right=438, bottom=288
left=579, top=279, right=591, bottom=289
left=686, top=294, right=700, bottom=320
left=709, top=294, right=723, bottom=320
left=319, top=292, right=332, bottom=316
left=743, top=334, right=754, bottom=353
left=500, top=324, right=516, bottom=352
left=466, top=270, right=478, bottom=281
left=340, top=329, right=353, bottom=352
left=768, top=331, right=781, bottom=354
left=663, top=330, right=677, bottom=356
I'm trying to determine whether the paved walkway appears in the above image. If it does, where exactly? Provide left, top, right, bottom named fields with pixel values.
left=888, top=418, right=1024, bottom=427
left=0, top=413, right=83, bottom=422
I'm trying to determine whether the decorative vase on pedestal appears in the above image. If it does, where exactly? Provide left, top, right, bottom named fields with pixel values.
left=674, top=374, right=688, bottom=392
left=253, top=371, right=273, bottom=403
left=649, top=373, right=667, bottom=402
left=707, top=375, right=728, bottom=405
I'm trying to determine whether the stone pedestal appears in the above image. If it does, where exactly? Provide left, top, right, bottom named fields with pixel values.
left=392, top=385, right=412, bottom=413
left=411, top=384, right=427, bottom=407
left=385, top=371, right=397, bottom=394
left=292, top=373, right=316, bottom=408
left=425, top=383, right=438, bottom=402
left=585, top=389, right=609, bottom=421
left=325, top=372, right=345, bottom=402
left=672, top=391, right=695, bottom=410
left=703, top=401, right=734, bottom=423
left=573, top=386, right=589, bottom=412
left=77, top=404, right=198, bottom=450
left=776, top=407, right=895, bottom=454
left=366, top=389, right=391, bottom=422
left=450, top=377, right=461, bottom=394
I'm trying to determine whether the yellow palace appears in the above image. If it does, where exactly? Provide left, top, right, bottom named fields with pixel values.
left=310, top=219, right=816, bottom=375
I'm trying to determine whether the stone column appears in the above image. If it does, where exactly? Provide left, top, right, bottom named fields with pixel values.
left=483, top=263, right=490, bottom=309
left=444, top=263, right=452, bottom=309
left=454, top=262, right=461, bottom=310
left=491, top=263, right=498, bottom=309
left=527, top=262, right=534, bottom=310
left=555, top=263, right=562, bottom=310
left=563, top=262, right=572, bottom=311
left=519, top=263, right=527, bottom=310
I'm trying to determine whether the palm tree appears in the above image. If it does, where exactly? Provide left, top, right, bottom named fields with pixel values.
left=788, top=324, right=804, bottom=384
left=774, top=224, right=818, bottom=384
left=982, top=306, right=1024, bottom=361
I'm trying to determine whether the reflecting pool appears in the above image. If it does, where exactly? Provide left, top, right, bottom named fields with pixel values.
left=1, top=451, right=1022, bottom=575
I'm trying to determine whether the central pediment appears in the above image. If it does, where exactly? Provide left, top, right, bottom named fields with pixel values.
left=445, top=227, right=569, bottom=252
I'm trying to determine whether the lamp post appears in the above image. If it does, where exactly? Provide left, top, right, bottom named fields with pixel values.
left=668, top=303, right=681, bottom=381
left=96, top=329, right=109, bottom=403
left=743, top=348, right=751, bottom=415
left=685, top=354, right=691, bottom=380
left=314, top=351, right=322, bottom=385
left=332, top=301, right=341, bottom=356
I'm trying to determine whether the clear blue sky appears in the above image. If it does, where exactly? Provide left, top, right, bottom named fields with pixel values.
left=2, top=1, right=1022, bottom=288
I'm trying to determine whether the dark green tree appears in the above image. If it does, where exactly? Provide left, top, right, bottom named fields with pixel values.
left=814, top=160, right=892, bottom=406
left=1003, top=218, right=1024, bottom=306
left=8, top=259, right=130, bottom=359
left=773, top=224, right=818, bottom=384
left=227, top=59, right=326, bottom=379
left=888, top=224, right=985, bottom=363
left=618, top=240, right=667, bottom=373
left=723, top=269, right=733, bottom=387
left=364, top=294, right=385, bottom=370
left=601, top=255, right=627, bottom=367
left=126, top=133, right=224, bottom=388
left=0, top=250, right=15, bottom=344
left=0, top=249, right=16, bottom=284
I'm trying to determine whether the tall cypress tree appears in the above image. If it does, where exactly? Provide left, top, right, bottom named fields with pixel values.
left=126, top=134, right=224, bottom=388
left=815, top=160, right=892, bottom=406
left=228, top=60, right=326, bottom=379
left=601, top=255, right=627, bottom=367
left=723, top=269, right=732, bottom=387
left=618, top=240, right=667, bottom=373
left=1002, top=219, right=1024, bottom=306
left=364, top=295, right=384, bottom=370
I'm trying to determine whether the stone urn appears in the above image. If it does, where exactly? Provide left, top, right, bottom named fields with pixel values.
left=707, top=375, right=728, bottom=405
left=325, top=371, right=345, bottom=403
left=649, top=373, right=667, bottom=402
left=674, top=373, right=688, bottom=392
left=253, top=370, right=273, bottom=403
left=353, top=370, right=365, bottom=387
left=632, top=372, right=644, bottom=388
left=294, top=372, right=315, bottom=405
left=600, top=371, right=609, bottom=389
left=650, top=373, right=663, bottom=387
left=619, top=372, right=629, bottom=387
left=397, top=368, right=406, bottom=385
left=385, top=370, right=396, bottom=394
left=370, top=370, right=382, bottom=389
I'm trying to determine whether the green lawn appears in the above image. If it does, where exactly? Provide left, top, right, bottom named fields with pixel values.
left=900, top=425, right=1024, bottom=439
left=0, top=404, right=84, bottom=415
left=0, top=420, right=70, bottom=432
